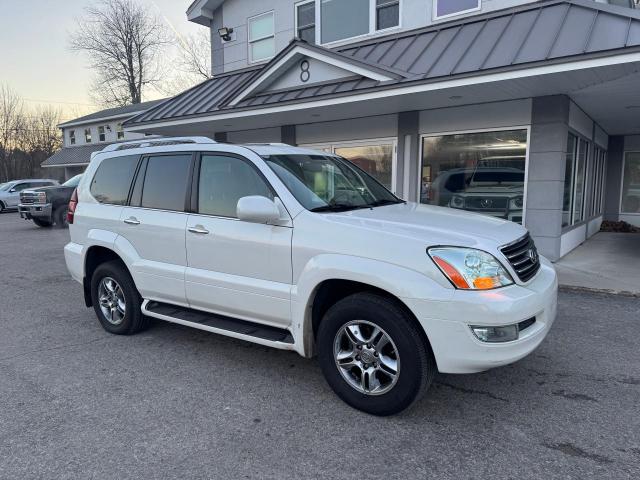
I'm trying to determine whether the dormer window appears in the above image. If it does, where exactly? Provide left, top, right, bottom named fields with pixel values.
left=98, top=125, right=106, bottom=142
left=84, top=128, right=92, bottom=143
left=69, top=130, right=76, bottom=145
left=433, top=0, right=481, bottom=20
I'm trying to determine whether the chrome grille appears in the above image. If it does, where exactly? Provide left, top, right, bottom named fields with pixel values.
left=20, top=191, right=46, bottom=205
left=465, top=197, right=509, bottom=210
left=500, top=233, right=541, bottom=283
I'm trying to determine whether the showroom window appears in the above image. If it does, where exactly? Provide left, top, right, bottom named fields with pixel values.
left=587, top=147, right=607, bottom=217
left=433, top=0, right=481, bottom=20
left=320, top=0, right=400, bottom=44
left=301, top=139, right=397, bottom=191
left=420, top=129, right=527, bottom=224
left=562, top=133, right=589, bottom=227
left=248, top=11, right=275, bottom=63
left=621, top=152, right=640, bottom=214
left=296, top=1, right=316, bottom=43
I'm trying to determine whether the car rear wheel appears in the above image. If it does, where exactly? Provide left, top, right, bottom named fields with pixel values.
left=54, top=206, right=69, bottom=228
left=0, top=201, right=5, bottom=213
left=90, top=261, right=149, bottom=335
left=317, top=293, right=436, bottom=416
left=32, top=218, right=53, bottom=227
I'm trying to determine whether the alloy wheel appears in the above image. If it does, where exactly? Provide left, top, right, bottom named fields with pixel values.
left=333, top=320, right=400, bottom=395
left=98, top=277, right=126, bottom=325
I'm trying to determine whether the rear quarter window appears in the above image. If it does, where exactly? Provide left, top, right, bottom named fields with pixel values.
left=90, top=155, right=140, bottom=205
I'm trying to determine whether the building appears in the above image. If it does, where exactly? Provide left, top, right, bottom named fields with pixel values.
left=41, top=100, right=165, bottom=180
left=114, top=0, right=639, bottom=261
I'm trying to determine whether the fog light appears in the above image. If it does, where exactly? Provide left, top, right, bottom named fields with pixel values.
left=470, top=325, right=518, bottom=343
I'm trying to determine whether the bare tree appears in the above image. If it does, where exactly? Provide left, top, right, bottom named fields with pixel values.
left=70, top=0, right=169, bottom=107
left=178, top=31, right=212, bottom=81
left=0, top=84, right=25, bottom=181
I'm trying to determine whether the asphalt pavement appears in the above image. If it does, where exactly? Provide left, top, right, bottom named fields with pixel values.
left=0, top=212, right=638, bottom=480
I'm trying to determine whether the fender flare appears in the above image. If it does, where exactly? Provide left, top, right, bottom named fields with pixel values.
left=291, top=254, right=453, bottom=357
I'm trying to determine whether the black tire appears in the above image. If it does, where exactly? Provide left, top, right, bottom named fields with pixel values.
left=90, top=260, right=149, bottom=335
left=0, top=201, right=4, bottom=213
left=32, top=218, right=53, bottom=227
left=53, top=205, right=69, bottom=229
left=317, top=293, right=436, bottom=416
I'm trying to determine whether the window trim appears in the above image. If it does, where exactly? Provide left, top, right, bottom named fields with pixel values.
left=295, top=0, right=316, bottom=43
left=432, top=0, right=481, bottom=21
left=191, top=151, right=278, bottom=220
left=318, top=0, right=402, bottom=47
left=418, top=126, right=531, bottom=225
left=247, top=10, right=276, bottom=64
left=620, top=151, right=640, bottom=216
left=299, top=137, right=398, bottom=194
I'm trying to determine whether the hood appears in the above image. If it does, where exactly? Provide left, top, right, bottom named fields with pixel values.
left=24, top=185, right=71, bottom=194
left=317, top=202, right=527, bottom=248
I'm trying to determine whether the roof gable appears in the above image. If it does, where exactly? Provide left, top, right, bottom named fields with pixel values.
left=227, top=41, right=404, bottom=106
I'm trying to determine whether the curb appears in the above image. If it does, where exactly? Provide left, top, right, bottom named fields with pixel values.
left=559, top=284, right=640, bottom=298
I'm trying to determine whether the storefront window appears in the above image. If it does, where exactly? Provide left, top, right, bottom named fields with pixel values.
left=621, top=152, right=640, bottom=213
left=420, top=129, right=527, bottom=224
left=562, top=134, right=589, bottom=226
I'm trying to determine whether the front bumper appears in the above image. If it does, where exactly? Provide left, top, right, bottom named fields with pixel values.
left=404, top=257, right=558, bottom=374
left=18, top=203, right=52, bottom=220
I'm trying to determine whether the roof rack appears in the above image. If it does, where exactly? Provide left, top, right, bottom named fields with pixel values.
left=100, top=136, right=216, bottom=153
left=243, top=143, right=292, bottom=147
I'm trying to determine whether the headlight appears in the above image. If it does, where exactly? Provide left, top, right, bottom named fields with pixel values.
left=428, top=247, right=514, bottom=290
left=450, top=195, right=464, bottom=208
left=511, top=196, right=523, bottom=209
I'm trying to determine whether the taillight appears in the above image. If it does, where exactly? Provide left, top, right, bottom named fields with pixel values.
left=67, top=188, right=78, bottom=224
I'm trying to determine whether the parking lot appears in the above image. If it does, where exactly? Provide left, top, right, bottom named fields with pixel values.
left=0, top=211, right=638, bottom=480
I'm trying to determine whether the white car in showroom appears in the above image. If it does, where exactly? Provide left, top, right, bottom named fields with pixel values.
left=64, top=137, right=557, bottom=415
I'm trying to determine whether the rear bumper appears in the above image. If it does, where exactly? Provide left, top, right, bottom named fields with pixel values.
left=404, top=257, right=558, bottom=374
left=18, top=203, right=52, bottom=220
left=64, top=242, right=84, bottom=284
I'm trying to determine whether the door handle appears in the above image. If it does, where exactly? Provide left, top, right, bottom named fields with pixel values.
left=188, top=225, right=210, bottom=235
left=124, top=217, right=140, bottom=225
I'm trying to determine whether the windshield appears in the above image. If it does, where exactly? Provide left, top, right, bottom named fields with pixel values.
left=0, top=182, right=15, bottom=191
left=263, top=154, right=403, bottom=212
left=63, top=174, right=83, bottom=187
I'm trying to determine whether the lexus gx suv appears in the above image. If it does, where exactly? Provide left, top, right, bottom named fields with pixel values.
left=64, top=137, right=557, bottom=416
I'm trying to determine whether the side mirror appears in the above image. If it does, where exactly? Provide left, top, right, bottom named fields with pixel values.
left=237, top=196, right=280, bottom=224
left=9, top=188, right=16, bottom=193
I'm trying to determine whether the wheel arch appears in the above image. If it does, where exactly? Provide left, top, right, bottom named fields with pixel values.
left=293, top=255, right=445, bottom=358
left=83, top=246, right=128, bottom=307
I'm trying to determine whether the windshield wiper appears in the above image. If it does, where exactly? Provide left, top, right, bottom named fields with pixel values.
left=310, top=204, right=369, bottom=213
left=368, top=199, right=405, bottom=207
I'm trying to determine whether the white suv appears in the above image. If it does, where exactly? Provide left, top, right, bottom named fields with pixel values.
left=64, top=137, right=557, bottom=415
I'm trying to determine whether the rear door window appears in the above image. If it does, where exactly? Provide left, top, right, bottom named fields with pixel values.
left=90, top=155, right=140, bottom=205
left=140, top=154, right=192, bottom=211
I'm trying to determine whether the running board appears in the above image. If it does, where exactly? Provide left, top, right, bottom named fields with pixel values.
left=142, top=300, right=295, bottom=349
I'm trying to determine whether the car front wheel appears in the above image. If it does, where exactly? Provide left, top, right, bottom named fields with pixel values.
left=90, top=261, right=148, bottom=335
left=317, top=293, right=436, bottom=416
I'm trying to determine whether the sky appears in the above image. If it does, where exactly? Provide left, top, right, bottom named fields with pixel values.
left=0, top=0, right=201, bottom=122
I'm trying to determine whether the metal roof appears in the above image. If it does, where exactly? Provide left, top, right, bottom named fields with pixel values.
left=59, top=99, right=167, bottom=128
left=125, top=0, right=640, bottom=127
left=41, top=144, right=105, bottom=167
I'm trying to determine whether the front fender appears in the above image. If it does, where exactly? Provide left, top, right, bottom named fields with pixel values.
left=291, top=254, right=453, bottom=357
